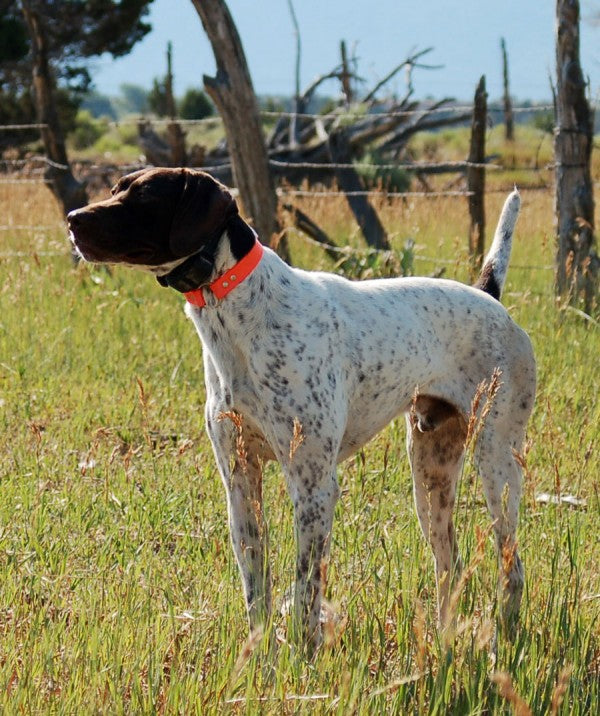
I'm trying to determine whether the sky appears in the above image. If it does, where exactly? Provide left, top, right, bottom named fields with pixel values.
left=91, top=0, right=600, bottom=104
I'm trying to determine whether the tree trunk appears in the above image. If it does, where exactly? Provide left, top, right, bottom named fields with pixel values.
left=21, top=2, right=88, bottom=217
left=467, top=76, right=487, bottom=274
left=555, top=0, right=598, bottom=311
left=282, top=203, right=339, bottom=260
left=328, top=130, right=389, bottom=250
left=189, top=0, right=288, bottom=260
left=501, top=38, right=514, bottom=141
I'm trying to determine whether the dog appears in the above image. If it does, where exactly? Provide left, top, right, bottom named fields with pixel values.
left=68, top=168, right=536, bottom=649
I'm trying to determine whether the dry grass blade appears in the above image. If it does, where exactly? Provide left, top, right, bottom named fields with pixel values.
left=550, top=664, right=573, bottom=715
left=465, top=367, right=503, bottom=450
left=491, top=671, right=532, bottom=716
left=412, top=599, right=427, bottom=674
left=226, top=626, right=264, bottom=692
left=370, top=671, right=423, bottom=696
left=217, top=410, right=248, bottom=473
left=446, top=523, right=494, bottom=638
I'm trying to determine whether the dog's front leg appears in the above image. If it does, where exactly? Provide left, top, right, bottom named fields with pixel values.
left=206, top=412, right=271, bottom=633
left=285, top=459, right=340, bottom=652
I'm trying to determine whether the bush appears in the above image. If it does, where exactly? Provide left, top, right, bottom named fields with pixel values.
left=178, top=88, right=214, bottom=120
left=532, top=110, right=554, bottom=135
left=69, top=109, right=109, bottom=149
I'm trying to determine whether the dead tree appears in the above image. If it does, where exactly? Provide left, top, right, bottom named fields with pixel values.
left=190, top=0, right=287, bottom=259
left=501, top=38, right=514, bottom=141
left=328, top=129, right=389, bottom=250
left=137, top=120, right=173, bottom=166
left=555, top=0, right=599, bottom=310
left=21, top=2, right=88, bottom=216
left=467, top=76, right=487, bottom=273
left=194, top=40, right=470, bottom=255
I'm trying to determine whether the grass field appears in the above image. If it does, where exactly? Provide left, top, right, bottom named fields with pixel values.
left=0, top=167, right=598, bottom=713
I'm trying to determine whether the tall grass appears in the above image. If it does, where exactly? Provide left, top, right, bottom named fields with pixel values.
left=0, top=177, right=598, bottom=714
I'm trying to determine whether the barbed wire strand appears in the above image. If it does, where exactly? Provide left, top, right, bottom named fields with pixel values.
left=0, top=103, right=555, bottom=132
left=0, top=241, right=555, bottom=272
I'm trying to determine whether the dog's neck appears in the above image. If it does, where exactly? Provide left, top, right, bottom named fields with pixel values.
left=213, top=215, right=257, bottom=275
left=157, top=215, right=257, bottom=294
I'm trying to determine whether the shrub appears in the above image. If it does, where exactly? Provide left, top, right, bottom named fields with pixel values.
left=532, top=110, right=554, bottom=135
left=178, top=88, right=214, bottom=120
left=69, top=109, right=109, bottom=149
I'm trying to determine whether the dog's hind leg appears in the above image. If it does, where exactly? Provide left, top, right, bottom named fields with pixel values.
left=474, top=421, right=527, bottom=633
left=406, top=399, right=467, bottom=631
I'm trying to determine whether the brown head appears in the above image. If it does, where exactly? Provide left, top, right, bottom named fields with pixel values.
left=68, top=167, right=239, bottom=269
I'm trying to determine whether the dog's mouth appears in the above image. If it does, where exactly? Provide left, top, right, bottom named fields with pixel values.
left=69, top=230, right=101, bottom=262
left=69, top=228, right=157, bottom=265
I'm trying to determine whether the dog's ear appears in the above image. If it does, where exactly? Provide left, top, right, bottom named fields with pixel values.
left=111, top=169, right=149, bottom=196
left=169, top=169, right=238, bottom=257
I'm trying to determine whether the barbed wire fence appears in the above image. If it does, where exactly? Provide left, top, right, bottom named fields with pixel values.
left=0, top=104, right=557, bottom=272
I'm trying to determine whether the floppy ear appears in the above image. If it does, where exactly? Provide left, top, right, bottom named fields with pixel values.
left=169, top=169, right=238, bottom=257
left=111, top=169, right=149, bottom=195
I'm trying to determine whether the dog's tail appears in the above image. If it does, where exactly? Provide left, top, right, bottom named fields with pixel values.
left=474, top=188, right=521, bottom=301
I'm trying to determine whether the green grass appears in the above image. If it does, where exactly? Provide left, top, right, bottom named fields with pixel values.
left=0, top=184, right=598, bottom=714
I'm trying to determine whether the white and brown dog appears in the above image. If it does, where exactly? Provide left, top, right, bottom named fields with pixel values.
left=68, top=168, right=535, bottom=649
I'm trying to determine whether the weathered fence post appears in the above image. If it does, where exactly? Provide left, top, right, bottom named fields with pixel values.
left=554, top=0, right=599, bottom=311
left=467, top=76, right=487, bottom=273
left=501, top=38, right=514, bottom=141
left=340, top=40, right=354, bottom=106
left=190, top=0, right=288, bottom=260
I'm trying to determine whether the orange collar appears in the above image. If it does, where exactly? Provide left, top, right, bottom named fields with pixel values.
left=184, top=240, right=264, bottom=308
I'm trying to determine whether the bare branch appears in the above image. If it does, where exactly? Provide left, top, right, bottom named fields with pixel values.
left=362, top=47, right=438, bottom=104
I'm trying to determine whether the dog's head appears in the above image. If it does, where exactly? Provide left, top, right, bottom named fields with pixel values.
left=68, top=167, right=238, bottom=268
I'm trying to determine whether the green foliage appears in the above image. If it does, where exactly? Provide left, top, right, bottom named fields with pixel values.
left=178, top=87, right=214, bottom=120
left=69, top=109, right=109, bottom=149
left=0, top=1, right=154, bottom=149
left=0, top=87, right=37, bottom=149
left=1, top=1, right=154, bottom=85
left=0, top=13, right=27, bottom=63
left=333, top=239, right=415, bottom=279
left=532, top=110, right=555, bottom=135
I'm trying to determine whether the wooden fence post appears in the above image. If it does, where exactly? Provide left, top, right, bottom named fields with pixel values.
left=501, top=38, right=514, bottom=141
left=555, top=0, right=599, bottom=311
left=190, top=0, right=288, bottom=260
left=467, top=76, right=487, bottom=273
